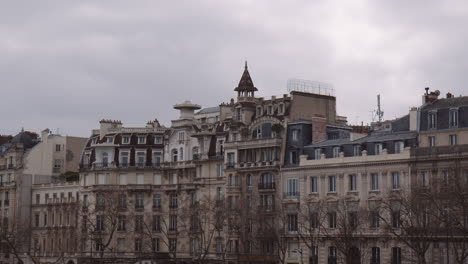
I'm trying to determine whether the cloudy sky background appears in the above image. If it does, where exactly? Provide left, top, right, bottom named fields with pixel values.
left=2, top=0, right=468, bottom=137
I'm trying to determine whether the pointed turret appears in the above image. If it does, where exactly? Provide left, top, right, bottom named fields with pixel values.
left=234, top=61, right=257, bottom=97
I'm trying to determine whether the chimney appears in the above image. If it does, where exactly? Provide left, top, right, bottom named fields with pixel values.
left=409, top=107, right=418, bottom=131
left=422, top=87, right=440, bottom=104
left=41, top=128, right=50, bottom=141
left=446, top=92, right=453, bottom=99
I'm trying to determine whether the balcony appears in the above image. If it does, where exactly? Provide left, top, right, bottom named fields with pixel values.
left=209, top=152, right=224, bottom=160
left=412, top=145, right=468, bottom=156
left=258, top=182, right=276, bottom=190
left=237, top=160, right=280, bottom=170
left=283, top=192, right=300, bottom=200
left=224, top=138, right=282, bottom=150
left=80, top=162, right=163, bottom=171
left=162, top=161, right=195, bottom=169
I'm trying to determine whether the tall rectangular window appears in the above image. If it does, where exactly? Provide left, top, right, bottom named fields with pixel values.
left=370, top=211, right=380, bottom=228
left=394, top=141, right=404, bottom=153
left=136, top=152, right=145, bottom=167
left=391, top=247, right=401, bottom=264
left=428, top=136, right=436, bottom=147
left=292, top=130, right=299, bottom=141
left=286, top=178, right=299, bottom=198
left=216, top=164, right=223, bottom=177
left=353, top=145, right=361, bottom=156
left=392, top=172, right=400, bottom=189
left=310, top=176, right=318, bottom=193
left=349, top=174, right=357, bottom=191
left=328, top=212, right=336, bottom=228
left=332, top=147, right=340, bottom=158
left=371, top=173, right=379, bottom=190
left=169, top=215, right=177, bottom=231
left=153, top=174, right=161, bottom=185
left=392, top=211, right=401, bottom=228
left=420, top=171, right=429, bottom=187
left=329, top=176, right=336, bottom=192
left=153, top=194, right=161, bottom=209
left=152, top=215, right=161, bottom=231
left=153, top=152, right=162, bottom=167
left=136, top=173, right=144, bottom=185
left=120, top=152, right=129, bottom=166
left=450, top=134, right=458, bottom=146
left=449, top=109, right=458, bottom=128
left=315, top=148, right=322, bottom=160
left=428, top=112, right=437, bottom=129
left=287, top=214, right=298, bottom=232
left=117, top=215, right=126, bottom=231
left=328, top=247, right=337, bottom=264
left=375, top=143, right=383, bottom=155
left=371, top=247, right=380, bottom=264
left=135, top=193, right=144, bottom=209
left=119, top=174, right=127, bottom=185
left=135, top=215, right=143, bottom=232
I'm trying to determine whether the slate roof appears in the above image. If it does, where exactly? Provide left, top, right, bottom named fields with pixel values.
left=196, top=106, right=220, bottom=115
left=305, top=131, right=417, bottom=148
left=234, top=62, right=258, bottom=92
left=422, top=96, right=468, bottom=110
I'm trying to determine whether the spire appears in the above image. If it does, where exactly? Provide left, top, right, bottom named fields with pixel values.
left=234, top=61, right=258, bottom=92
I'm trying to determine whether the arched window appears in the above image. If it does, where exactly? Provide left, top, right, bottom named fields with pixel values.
left=172, top=149, right=178, bottom=162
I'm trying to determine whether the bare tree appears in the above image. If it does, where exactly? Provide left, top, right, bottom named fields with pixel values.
left=297, top=199, right=327, bottom=264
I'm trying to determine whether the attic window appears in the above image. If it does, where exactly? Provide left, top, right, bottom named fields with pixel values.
left=91, top=138, right=97, bottom=145
left=138, top=136, right=146, bottom=144
left=268, top=105, right=273, bottom=115
left=256, top=106, right=262, bottom=116
left=332, top=147, right=340, bottom=158
left=154, top=136, right=163, bottom=144
left=122, top=136, right=130, bottom=144
left=449, top=109, right=458, bottom=128
left=278, top=104, right=284, bottom=114
left=107, top=137, right=114, bottom=144
left=428, top=111, right=437, bottom=129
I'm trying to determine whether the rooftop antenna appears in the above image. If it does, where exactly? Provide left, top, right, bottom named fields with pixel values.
left=377, top=94, right=384, bottom=122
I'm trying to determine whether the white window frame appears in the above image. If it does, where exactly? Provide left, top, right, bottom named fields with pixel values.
left=349, top=174, right=357, bottom=191
left=332, top=147, right=340, bottom=158
left=428, top=111, right=437, bottom=129
left=314, top=148, right=322, bottom=160
left=353, top=145, right=361, bottom=156
left=153, top=174, right=161, bottom=185
left=391, top=172, right=400, bottom=189
left=428, top=136, right=436, bottom=147
left=449, top=108, right=458, bottom=128
left=107, top=137, right=114, bottom=144
left=449, top=134, right=458, bottom=146
left=310, top=176, right=318, bottom=193
left=371, top=173, right=379, bottom=190
left=136, top=173, right=144, bottom=185
left=122, top=136, right=130, bottom=144
left=395, top=141, right=404, bottom=153
left=137, top=136, right=146, bottom=144
left=119, top=174, right=127, bottom=185
left=375, top=143, right=383, bottom=155
left=329, top=176, right=336, bottom=192
left=420, top=171, right=429, bottom=187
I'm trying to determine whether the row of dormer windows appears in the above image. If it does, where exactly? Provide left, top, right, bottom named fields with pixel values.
left=91, top=135, right=163, bottom=145
left=256, top=103, right=285, bottom=116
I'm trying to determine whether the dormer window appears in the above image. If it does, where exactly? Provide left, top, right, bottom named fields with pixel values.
left=268, top=105, right=273, bottom=115
left=353, top=145, right=361, bottom=156
left=395, top=141, right=404, bottom=153
left=107, top=137, right=114, bottom=144
left=256, top=106, right=262, bottom=116
left=375, top=143, right=383, bottom=155
left=138, top=136, right=146, bottom=144
left=91, top=138, right=97, bottom=145
left=291, top=130, right=299, bottom=141
left=154, top=136, right=163, bottom=144
left=449, top=109, right=458, bottom=128
left=332, top=147, right=340, bottom=158
left=428, top=111, right=437, bottom=129
left=122, top=136, right=130, bottom=144
left=314, top=148, right=322, bottom=160
left=278, top=104, right=284, bottom=115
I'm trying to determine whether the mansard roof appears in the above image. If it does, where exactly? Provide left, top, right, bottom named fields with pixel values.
left=234, top=62, right=258, bottom=92
left=422, top=96, right=468, bottom=110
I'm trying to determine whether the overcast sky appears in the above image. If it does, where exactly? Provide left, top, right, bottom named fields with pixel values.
left=2, top=0, right=468, bottom=137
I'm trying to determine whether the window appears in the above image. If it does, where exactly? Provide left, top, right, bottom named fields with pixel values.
left=152, top=215, right=161, bottom=231
left=332, top=147, right=340, bottom=158
left=136, top=152, right=145, bottom=167
left=290, top=151, right=298, bottom=164
left=217, top=187, right=223, bottom=200
left=171, top=149, right=178, bottom=162
left=135, top=215, right=143, bottom=232
left=428, top=136, right=436, bottom=147
left=310, top=176, right=318, bottom=193
left=138, top=136, right=146, bottom=144
left=227, top=153, right=235, bottom=167
left=328, top=247, right=337, bottom=264
left=107, top=137, right=113, bottom=144
left=216, top=164, right=223, bottom=177
left=353, top=145, right=361, bottom=156
left=371, top=173, right=379, bottom=190
left=256, top=106, right=262, bottom=116
left=135, top=239, right=142, bottom=252
left=117, top=238, right=125, bottom=251
left=392, top=211, right=401, bottom=228
left=310, top=212, right=319, bottom=229
left=349, top=174, right=357, bottom=191
left=442, top=170, right=449, bottom=185
left=247, top=174, right=252, bottom=188
left=371, top=247, right=380, bottom=264
left=192, top=147, right=199, bottom=160
left=54, top=159, right=62, bottom=168
left=102, top=152, right=109, bottom=167
left=97, top=174, right=108, bottom=185
left=216, top=237, right=223, bottom=253
left=36, top=194, right=40, bottom=204
left=420, top=171, right=429, bottom=187
left=170, top=173, right=177, bottom=184
left=153, top=194, right=161, bottom=209
left=268, top=105, right=273, bottom=115
left=117, top=215, right=126, bottom=231
left=287, top=214, right=298, bottom=232
left=136, top=173, right=144, bottom=184
left=428, top=111, right=437, bottom=129
left=96, top=215, right=104, bottom=231
left=375, top=143, right=383, bottom=155
left=370, top=211, right=380, bottom=228
left=329, top=176, right=336, bottom=192
left=154, top=136, right=163, bottom=144
left=153, top=174, right=161, bottom=185
left=55, top=144, right=61, bottom=151
left=119, top=174, right=127, bottom=185
left=449, top=109, right=458, bottom=128
left=118, top=194, right=126, bottom=208
left=279, top=103, right=284, bottom=114
left=292, top=130, right=299, bottom=141
left=391, top=247, right=402, bottom=264
left=450, top=134, right=458, bottom=146
left=35, top=214, right=40, bottom=227
left=178, top=131, right=185, bottom=141
left=122, top=136, right=130, bottom=144
left=120, top=152, right=129, bottom=167
left=286, top=178, right=299, bottom=198
left=83, top=194, right=88, bottom=208
left=394, top=141, right=404, bottom=153
left=179, top=147, right=184, bottom=161
left=392, top=172, right=400, bottom=189
left=328, top=212, right=336, bottom=228
left=170, top=193, right=178, bottom=208
left=152, top=238, right=160, bottom=252
left=315, top=148, right=322, bottom=160
left=169, top=215, right=177, bottom=231
left=135, top=193, right=144, bottom=209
